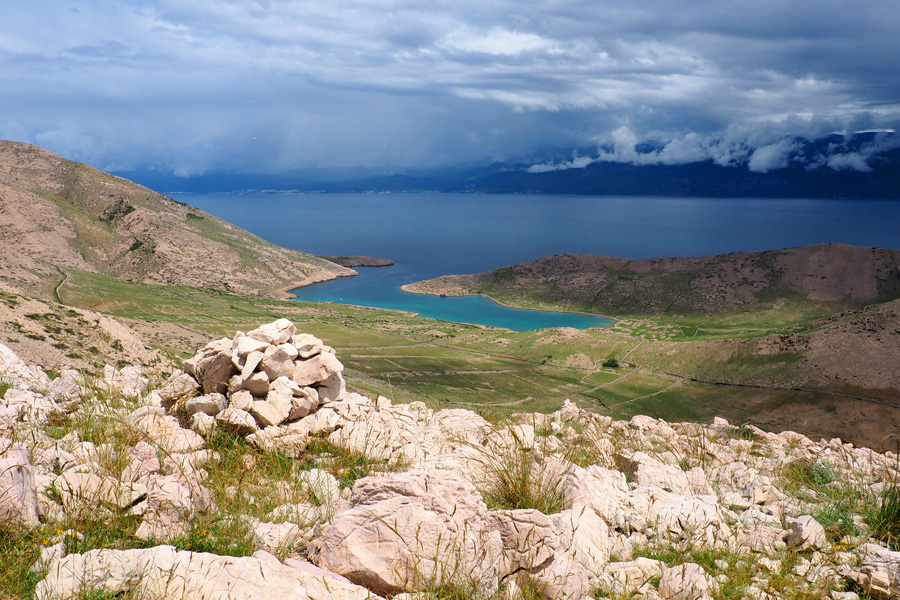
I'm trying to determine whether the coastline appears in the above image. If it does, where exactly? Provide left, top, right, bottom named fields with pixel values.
left=276, top=268, right=358, bottom=300
left=400, top=283, right=617, bottom=327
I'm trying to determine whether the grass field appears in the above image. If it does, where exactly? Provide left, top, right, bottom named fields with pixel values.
left=50, top=267, right=898, bottom=447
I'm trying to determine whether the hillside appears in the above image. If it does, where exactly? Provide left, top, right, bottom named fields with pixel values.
left=4, top=321, right=900, bottom=600
left=0, top=141, right=353, bottom=300
left=404, top=244, right=900, bottom=316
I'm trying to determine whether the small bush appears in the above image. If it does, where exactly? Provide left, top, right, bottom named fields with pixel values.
left=0, top=382, right=9, bottom=399
left=601, top=358, right=619, bottom=368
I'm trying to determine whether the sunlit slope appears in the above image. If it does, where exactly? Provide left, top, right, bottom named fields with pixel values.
left=0, top=140, right=353, bottom=299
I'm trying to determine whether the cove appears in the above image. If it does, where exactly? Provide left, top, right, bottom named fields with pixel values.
left=290, top=266, right=614, bottom=331
left=181, top=192, right=900, bottom=331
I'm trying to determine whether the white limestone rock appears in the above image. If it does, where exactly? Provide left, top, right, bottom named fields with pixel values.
left=659, top=563, right=716, bottom=600
left=215, top=407, right=259, bottom=436
left=34, top=545, right=385, bottom=600
left=155, top=372, right=201, bottom=409
left=184, top=392, right=227, bottom=416
left=249, top=318, right=297, bottom=345
left=0, top=442, right=40, bottom=527
left=314, top=470, right=504, bottom=597
left=785, top=515, right=827, bottom=551
left=134, top=474, right=215, bottom=541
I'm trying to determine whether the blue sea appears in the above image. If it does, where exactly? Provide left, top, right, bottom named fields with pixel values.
left=181, top=193, right=900, bottom=331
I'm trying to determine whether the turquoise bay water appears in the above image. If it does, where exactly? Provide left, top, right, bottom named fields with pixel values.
left=182, top=193, right=900, bottom=331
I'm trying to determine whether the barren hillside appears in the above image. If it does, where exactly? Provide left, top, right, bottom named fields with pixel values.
left=0, top=141, right=353, bottom=300
left=405, top=244, right=900, bottom=315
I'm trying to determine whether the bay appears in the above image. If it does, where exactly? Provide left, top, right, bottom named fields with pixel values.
left=181, top=193, right=900, bottom=330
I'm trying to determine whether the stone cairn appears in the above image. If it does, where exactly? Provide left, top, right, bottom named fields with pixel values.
left=169, top=319, right=345, bottom=435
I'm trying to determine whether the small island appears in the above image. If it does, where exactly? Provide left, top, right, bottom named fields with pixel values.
left=317, top=255, right=394, bottom=268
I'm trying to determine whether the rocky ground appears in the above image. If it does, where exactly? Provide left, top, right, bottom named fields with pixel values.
left=3, top=319, right=900, bottom=600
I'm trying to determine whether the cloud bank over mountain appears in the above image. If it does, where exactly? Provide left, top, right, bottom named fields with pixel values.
left=528, top=127, right=900, bottom=174
left=1, top=1, right=898, bottom=176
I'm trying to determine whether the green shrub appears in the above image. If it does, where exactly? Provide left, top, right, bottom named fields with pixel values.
left=601, top=358, right=619, bottom=368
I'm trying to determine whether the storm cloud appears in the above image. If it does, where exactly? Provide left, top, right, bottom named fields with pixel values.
left=1, top=1, right=898, bottom=176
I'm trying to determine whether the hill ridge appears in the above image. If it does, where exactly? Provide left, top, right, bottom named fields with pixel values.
left=0, top=140, right=353, bottom=300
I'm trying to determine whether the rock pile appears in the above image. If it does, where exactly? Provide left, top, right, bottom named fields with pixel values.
left=175, top=319, right=345, bottom=434
left=2, top=320, right=900, bottom=600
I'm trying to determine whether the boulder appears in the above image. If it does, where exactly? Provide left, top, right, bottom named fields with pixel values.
left=251, top=520, right=305, bottom=554
left=551, top=505, right=611, bottom=575
left=249, top=318, right=297, bottom=345
left=314, top=371, right=345, bottom=404
left=134, top=475, right=215, bottom=541
left=597, top=558, right=666, bottom=597
left=0, top=444, right=40, bottom=527
left=131, top=412, right=206, bottom=454
left=618, top=451, right=694, bottom=495
left=233, top=335, right=270, bottom=359
left=291, top=334, right=325, bottom=359
left=784, top=515, right=826, bottom=551
left=121, top=441, right=161, bottom=484
left=186, top=347, right=236, bottom=395
left=184, top=393, right=227, bottom=417
left=216, top=407, right=259, bottom=436
left=852, top=543, right=900, bottom=600
left=103, top=365, right=149, bottom=397
left=242, top=371, right=271, bottom=396
left=239, top=350, right=265, bottom=378
left=250, top=398, right=291, bottom=429
left=55, top=471, right=147, bottom=516
left=156, top=372, right=201, bottom=409
left=34, top=546, right=384, bottom=600
left=562, top=465, right=629, bottom=522
left=314, top=470, right=504, bottom=596
left=230, top=389, right=254, bottom=411
left=292, top=352, right=344, bottom=387
left=0, top=342, right=52, bottom=389
left=261, top=345, right=296, bottom=381
left=659, top=563, right=716, bottom=600
left=190, top=412, right=216, bottom=437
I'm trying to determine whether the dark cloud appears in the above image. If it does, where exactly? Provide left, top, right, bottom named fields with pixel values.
left=0, top=1, right=897, bottom=175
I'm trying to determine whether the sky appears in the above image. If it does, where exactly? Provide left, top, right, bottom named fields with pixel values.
left=2, top=1, right=899, bottom=177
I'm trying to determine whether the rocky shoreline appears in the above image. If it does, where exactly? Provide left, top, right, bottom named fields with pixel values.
left=3, top=319, right=900, bottom=599
left=319, top=255, right=395, bottom=268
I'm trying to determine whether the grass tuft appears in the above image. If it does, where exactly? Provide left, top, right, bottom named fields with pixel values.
left=868, top=482, right=900, bottom=550
left=476, top=428, right=569, bottom=514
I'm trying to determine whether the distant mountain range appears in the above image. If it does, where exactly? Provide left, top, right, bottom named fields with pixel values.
left=116, top=133, right=900, bottom=198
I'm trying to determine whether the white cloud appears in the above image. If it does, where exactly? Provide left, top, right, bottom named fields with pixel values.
left=441, top=28, right=556, bottom=56
left=748, top=139, right=800, bottom=173
left=827, top=153, right=872, bottom=172
left=1, top=0, right=899, bottom=174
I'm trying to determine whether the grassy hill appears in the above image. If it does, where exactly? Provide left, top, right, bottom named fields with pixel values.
left=0, top=140, right=353, bottom=300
